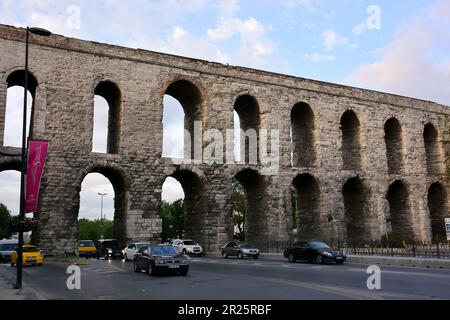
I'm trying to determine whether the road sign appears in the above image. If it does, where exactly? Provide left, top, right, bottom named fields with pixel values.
left=446, top=218, right=450, bottom=241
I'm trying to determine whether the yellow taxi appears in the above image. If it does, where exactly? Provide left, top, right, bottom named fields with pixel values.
left=78, top=240, right=97, bottom=259
left=11, top=245, right=44, bottom=267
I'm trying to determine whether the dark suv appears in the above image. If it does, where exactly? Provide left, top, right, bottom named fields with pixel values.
left=96, top=239, right=123, bottom=260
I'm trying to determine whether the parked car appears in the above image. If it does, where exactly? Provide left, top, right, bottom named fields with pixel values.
left=11, top=245, right=44, bottom=267
left=133, top=244, right=189, bottom=276
left=0, top=239, right=18, bottom=263
left=78, top=240, right=97, bottom=259
left=96, top=239, right=123, bottom=260
left=283, top=241, right=346, bottom=264
left=122, top=242, right=149, bottom=261
left=171, top=239, right=204, bottom=256
left=221, top=241, right=260, bottom=259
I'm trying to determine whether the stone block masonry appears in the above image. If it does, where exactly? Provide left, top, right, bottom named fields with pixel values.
left=0, top=24, right=449, bottom=254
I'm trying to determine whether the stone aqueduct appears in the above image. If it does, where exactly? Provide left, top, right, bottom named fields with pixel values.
left=0, top=25, right=449, bottom=254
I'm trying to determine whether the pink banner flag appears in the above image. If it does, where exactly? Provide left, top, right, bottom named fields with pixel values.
left=25, top=140, right=49, bottom=213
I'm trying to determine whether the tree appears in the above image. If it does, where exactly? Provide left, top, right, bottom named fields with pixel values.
left=78, top=218, right=113, bottom=243
left=232, top=179, right=246, bottom=241
left=160, top=199, right=184, bottom=242
left=0, top=203, right=12, bottom=239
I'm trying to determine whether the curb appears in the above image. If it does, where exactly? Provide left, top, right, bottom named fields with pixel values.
left=205, top=252, right=450, bottom=269
left=0, top=265, right=45, bottom=300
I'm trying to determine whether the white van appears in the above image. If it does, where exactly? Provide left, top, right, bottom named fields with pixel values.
left=0, top=239, right=18, bottom=263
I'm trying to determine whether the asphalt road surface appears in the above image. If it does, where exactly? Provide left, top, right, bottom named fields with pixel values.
left=4, top=256, right=450, bottom=300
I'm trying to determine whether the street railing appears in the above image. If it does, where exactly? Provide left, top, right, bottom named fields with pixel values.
left=251, top=240, right=450, bottom=259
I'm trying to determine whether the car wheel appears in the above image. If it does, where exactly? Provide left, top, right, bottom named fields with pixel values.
left=315, top=255, right=323, bottom=265
left=254, top=255, right=259, bottom=260
left=222, top=251, right=228, bottom=259
left=133, top=260, right=140, bottom=273
left=11, top=263, right=15, bottom=267
left=288, top=253, right=296, bottom=263
left=238, top=252, right=244, bottom=259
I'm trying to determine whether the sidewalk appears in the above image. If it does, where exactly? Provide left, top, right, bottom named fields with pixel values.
left=205, top=252, right=450, bottom=269
left=0, top=265, right=24, bottom=300
left=0, top=265, right=43, bottom=300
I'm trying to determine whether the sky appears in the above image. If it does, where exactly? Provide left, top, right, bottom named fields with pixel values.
left=0, top=0, right=449, bottom=220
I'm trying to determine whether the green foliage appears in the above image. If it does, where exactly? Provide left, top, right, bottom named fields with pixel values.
left=78, top=218, right=113, bottom=243
left=232, top=179, right=246, bottom=240
left=0, top=203, right=12, bottom=239
left=160, top=199, right=185, bottom=242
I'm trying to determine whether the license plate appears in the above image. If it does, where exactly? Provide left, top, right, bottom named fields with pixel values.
left=169, top=265, right=180, bottom=269
left=336, top=257, right=343, bottom=260
left=27, top=259, right=37, bottom=262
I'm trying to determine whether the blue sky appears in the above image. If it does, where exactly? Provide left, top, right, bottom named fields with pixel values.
left=1, top=0, right=449, bottom=219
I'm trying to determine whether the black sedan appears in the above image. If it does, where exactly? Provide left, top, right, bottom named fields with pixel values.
left=283, top=241, right=346, bottom=264
left=221, top=241, right=260, bottom=259
left=133, top=245, right=189, bottom=276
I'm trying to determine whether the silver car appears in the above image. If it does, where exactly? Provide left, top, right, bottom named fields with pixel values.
left=0, top=240, right=18, bottom=263
left=221, top=241, right=260, bottom=259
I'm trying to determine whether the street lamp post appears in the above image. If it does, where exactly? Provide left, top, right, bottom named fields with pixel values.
left=98, top=193, right=107, bottom=239
left=98, top=193, right=107, bottom=221
left=16, top=26, right=52, bottom=290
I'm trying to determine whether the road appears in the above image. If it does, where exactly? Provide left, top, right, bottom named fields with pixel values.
left=3, top=256, right=450, bottom=300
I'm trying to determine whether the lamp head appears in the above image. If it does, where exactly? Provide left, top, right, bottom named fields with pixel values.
left=29, top=27, right=52, bottom=37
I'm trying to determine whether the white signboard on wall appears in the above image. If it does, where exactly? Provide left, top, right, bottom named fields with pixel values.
left=446, top=218, right=450, bottom=241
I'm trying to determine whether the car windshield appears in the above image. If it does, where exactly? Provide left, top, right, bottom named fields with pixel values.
left=183, top=240, right=197, bottom=246
left=23, top=246, right=39, bottom=253
left=238, top=242, right=254, bottom=248
left=309, top=242, right=330, bottom=249
left=103, top=241, right=119, bottom=248
left=0, top=244, right=17, bottom=251
left=136, top=243, right=147, bottom=249
left=80, top=241, right=95, bottom=247
left=151, top=246, right=178, bottom=255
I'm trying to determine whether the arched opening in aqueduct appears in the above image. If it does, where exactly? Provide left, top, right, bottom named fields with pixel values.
left=234, top=169, right=268, bottom=246
left=340, top=110, right=362, bottom=171
left=428, top=182, right=449, bottom=242
left=343, top=177, right=371, bottom=244
left=291, top=103, right=316, bottom=168
left=291, top=174, right=322, bottom=241
left=385, top=118, right=405, bottom=174
left=387, top=180, right=414, bottom=242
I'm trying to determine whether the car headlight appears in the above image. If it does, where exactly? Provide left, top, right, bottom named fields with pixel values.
left=323, top=252, right=333, bottom=257
left=108, top=249, right=112, bottom=253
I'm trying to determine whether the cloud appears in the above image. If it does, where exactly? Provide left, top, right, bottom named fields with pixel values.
left=207, top=17, right=265, bottom=41
left=346, top=0, right=450, bottom=105
left=206, top=16, right=283, bottom=70
left=352, top=23, right=366, bottom=36
left=323, top=30, right=357, bottom=52
left=162, top=177, right=185, bottom=203
left=302, top=53, right=335, bottom=63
